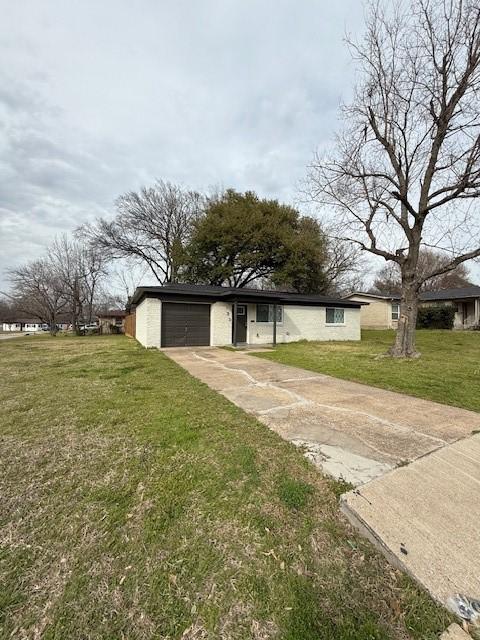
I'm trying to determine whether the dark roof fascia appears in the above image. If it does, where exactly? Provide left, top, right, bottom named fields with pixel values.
left=132, top=290, right=223, bottom=306
left=223, top=292, right=361, bottom=307
left=131, top=286, right=362, bottom=308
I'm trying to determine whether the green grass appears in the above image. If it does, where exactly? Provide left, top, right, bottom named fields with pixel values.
left=252, top=329, right=480, bottom=412
left=0, top=335, right=452, bottom=639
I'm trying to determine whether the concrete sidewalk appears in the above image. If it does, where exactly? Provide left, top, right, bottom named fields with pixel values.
left=342, top=434, right=480, bottom=606
left=165, top=347, right=480, bottom=485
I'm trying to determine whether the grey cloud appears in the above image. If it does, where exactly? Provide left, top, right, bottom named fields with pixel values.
left=0, top=0, right=369, bottom=289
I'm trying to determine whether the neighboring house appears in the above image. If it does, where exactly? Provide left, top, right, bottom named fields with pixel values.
left=345, top=285, right=480, bottom=330
left=342, top=292, right=400, bottom=330
left=1, top=321, right=23, bottom=332
left=1, top=319, right=47, bottom=332
left=420, top=286, right=480, bottom=329
left=130, top=283, right=362, bottom=348
left=97, top=310, right=127, bottom=334
left=1, top=316, right=71, bottom=332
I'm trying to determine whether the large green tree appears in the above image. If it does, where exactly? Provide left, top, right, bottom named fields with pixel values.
left=182, top=189, right=329, bottom=293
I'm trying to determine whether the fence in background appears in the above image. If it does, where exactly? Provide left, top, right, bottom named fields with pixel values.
left=124, top=312, right=136, bottom=338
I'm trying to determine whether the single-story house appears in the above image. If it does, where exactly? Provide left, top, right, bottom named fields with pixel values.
left=1, top=319, right=48, bottom=332
left=342, top=292, right=400, bottom=330
left=1, top=317, right=71, bottom=332
left=344, top=285, right=480, bottom=330
left=130, top=284, right=362, bottom=348
left=1, top=321, right=22, bottom=332
left=97, top=310, right=127, bottom=334
left=420, top=286, right=480, bottom=329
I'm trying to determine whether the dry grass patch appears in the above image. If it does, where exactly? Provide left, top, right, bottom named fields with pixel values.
left=0, top=335, right=451, bottom=639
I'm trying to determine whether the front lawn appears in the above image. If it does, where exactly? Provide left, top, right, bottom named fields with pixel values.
left=0, top=336, right=450, bottom=639
left=253, top=330, right=480, bottom=412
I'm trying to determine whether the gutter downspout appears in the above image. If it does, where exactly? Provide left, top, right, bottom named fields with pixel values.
left=273, top=303, right=277, bottom=346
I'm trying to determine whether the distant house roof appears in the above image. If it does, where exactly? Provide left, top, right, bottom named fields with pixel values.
left=97, top=309, right=127, bottom=318
left=344, top=286, right=480, bottom=303
left=3, top=318, right=44, bottom=324
left=343, top=291, right=399, bottom=301
left=130, top=283, right=363, bottom=308
left=419, top=286, right=480, bottom=301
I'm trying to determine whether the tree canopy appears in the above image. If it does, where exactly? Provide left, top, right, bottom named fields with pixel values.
left=182, top=189, right=330, bottom=293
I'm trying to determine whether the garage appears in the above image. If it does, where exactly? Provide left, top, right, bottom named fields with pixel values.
left=161, top=302, right=211, bottom=347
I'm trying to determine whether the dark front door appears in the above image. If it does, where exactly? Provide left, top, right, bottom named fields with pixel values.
left=161, top=302, right=211, bottom=347
left=235, top=304, right=247, bottom=343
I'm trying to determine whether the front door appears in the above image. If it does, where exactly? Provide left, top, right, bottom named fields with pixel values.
left=235, top=305, right=247, bottom=343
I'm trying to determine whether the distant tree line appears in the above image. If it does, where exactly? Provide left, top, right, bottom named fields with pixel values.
left=1, top=235, right=125, bottom=335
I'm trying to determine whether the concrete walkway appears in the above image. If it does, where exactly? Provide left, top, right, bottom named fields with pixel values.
left=342, top=434, right=480, bottom=606
left=165, top=347, right=480, bottom=485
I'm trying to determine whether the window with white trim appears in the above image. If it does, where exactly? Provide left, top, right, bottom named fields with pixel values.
left=325, top=308, right=344, bottom=324
left=391, top=303, right=400, bottom=320
left=256, top=304, right=283, bottom=323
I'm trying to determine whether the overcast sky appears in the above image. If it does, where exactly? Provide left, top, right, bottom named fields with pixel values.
left=0, top=0, right=413, bottom=291
left=0, top=0, right=370, bottom=289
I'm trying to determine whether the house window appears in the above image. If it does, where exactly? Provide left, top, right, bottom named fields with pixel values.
left=256, top=304, right=283, bottom=323
left=326, top=308, right=345, bottom=324
left=391, top=303, right=400, bottom=320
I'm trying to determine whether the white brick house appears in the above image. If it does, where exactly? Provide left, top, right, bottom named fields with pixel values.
left=130, top=284, right=362, bottom=348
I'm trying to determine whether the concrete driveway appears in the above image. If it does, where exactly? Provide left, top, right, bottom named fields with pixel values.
left=165, top=347, right=480, bottom=485
left=166, top=347, right=480, bottom=609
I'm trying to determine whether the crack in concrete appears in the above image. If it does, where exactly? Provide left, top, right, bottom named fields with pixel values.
left=192, top=351, right=447, bottom=449
left=192, top=352, right=311, bottom=407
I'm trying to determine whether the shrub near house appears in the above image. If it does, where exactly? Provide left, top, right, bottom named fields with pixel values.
left=416, top=305, right=456, bottom=330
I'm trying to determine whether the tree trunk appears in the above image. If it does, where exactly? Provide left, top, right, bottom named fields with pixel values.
left=49, top=313, right=58, bottom=336
left=388, top=284, right=420, bottom=358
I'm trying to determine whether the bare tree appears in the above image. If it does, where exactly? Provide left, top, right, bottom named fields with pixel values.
left=109, top=260, right=149, bottom=302
left=49, top=235, right=108, bottom=332
left=79, top=180, right=203, bottom=284
left=93, top=261, right=148, bottom=312
left=323, top=236, right=366, bottom=294
left=308, top=0, right=480, bottom=357
left=6, top=259, right=68, bottom=335
left=373, top=249, right=472, bottom=294
left=372, top=262, right=402, bottom=295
